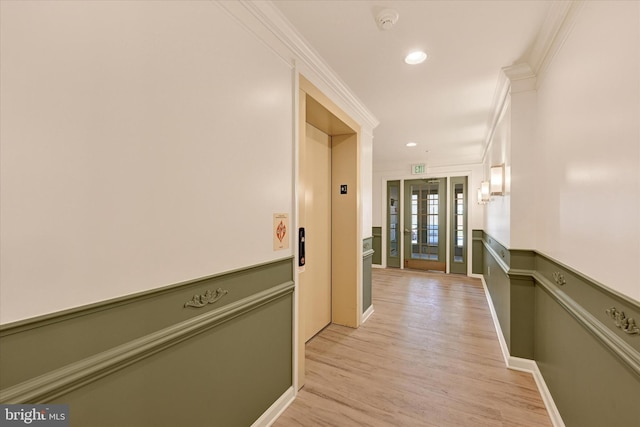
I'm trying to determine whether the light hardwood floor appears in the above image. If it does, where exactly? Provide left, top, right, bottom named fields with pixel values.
left=273, top=268, right=552, bottom=427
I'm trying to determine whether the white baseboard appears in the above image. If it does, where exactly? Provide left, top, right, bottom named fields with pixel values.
left=529, top=361, right=566, bottom=427
left=480, top=276, right=510, bottom=366
left=480, top=277, right=565, bottom=427
left=361, top=305, right=375, bottom=323
left=507, top=355, right=537, bottom=372
left=251, top=386, right=295, bottom=427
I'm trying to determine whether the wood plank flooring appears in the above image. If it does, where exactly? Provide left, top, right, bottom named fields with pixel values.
left=273, top=268, right=552, bottom=427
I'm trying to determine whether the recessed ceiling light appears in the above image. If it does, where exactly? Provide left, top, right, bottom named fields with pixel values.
left=405, top=51, right=428, bottom=65
left=406, top=142, right=417, bottom=147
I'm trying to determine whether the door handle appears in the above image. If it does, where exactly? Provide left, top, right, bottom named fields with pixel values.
left=404, top=229, right=411, bottom=233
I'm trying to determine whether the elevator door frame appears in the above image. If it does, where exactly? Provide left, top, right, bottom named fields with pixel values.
left=296, top=76, right=362, bottom=390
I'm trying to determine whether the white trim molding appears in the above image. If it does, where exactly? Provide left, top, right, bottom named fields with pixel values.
left=251, top=386, right=295, bottom=427
left=482, top=0, right=584, bottom=163
left=361, top=305, right=375, bottom=324
left=238, top=0, right=379, bottom=131
left=528, top=0, right=586, bottom=86
left=480, top=276, right=565, bottom=427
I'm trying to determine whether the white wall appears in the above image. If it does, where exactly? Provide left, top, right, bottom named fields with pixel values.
left=372, top=170, right=384, bottom=227
left=483, top=73, right=540, bottom=251
left=0, top=1, right=294, bottom=323
left=484, top=100, right=512, bottom=247
left=509, top=84, right=538, bottom=250
left=361, top=129, right=374, bottom=238
left=535, top=1, right=640, bottom=300
left=483, top=1, right=639, bottom=300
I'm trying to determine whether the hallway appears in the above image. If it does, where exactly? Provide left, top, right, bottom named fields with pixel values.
left=274, top=269, right=552, bottom=427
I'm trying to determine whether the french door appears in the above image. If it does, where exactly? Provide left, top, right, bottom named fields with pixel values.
left=392, top=177, right=467, bottom=274
left=386, top=180, right=401, bottom=268
left=403, top=178, right=446, bottom=271
left=449, top=177, right=468, bottom=274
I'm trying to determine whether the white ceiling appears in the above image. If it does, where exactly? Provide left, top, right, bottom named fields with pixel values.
left=272, top=0, right=551, bottom=172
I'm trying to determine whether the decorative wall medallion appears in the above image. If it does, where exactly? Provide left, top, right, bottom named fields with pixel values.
left=552, top=271, right=566, bottom=286
left=184, top=288, right=229, bottom=308
left=606, top=307, right=640, bottom=335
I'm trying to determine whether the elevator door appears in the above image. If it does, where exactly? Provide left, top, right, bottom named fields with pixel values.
left=302, top=123, right=332, bottom=342
left=403, top=178, right=446, bottom=272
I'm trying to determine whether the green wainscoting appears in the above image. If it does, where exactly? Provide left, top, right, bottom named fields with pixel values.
left=0, top=258, right=294, bottom=426
left=475, top=231, right=640, bottom=426
left=372, top=227, right=382, bottom=265
left=363, top=237, right=374, bottom=313
left=471, top=229, right=483, bottom=275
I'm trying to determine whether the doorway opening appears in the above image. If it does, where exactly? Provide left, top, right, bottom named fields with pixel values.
left=386, top=176, right=468, bottom=275
left=296, top=76, right=361, bottom=389
left=404, top=178, right=446, bottom=271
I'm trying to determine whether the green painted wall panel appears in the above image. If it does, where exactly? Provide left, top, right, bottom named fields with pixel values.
left=485, top=234, right=510, bottom=267
left=0, top=258, right=293, bottom=390
left=510, top=249, right=536, bottom=271
left=483, top=248, right=511, bottom=351
left=0, top=259, right=294, bottom=426
left=363, top=256, right=373, bottom=312
left=471, top=230, right=483, bottom=275
left=56, top=294, right=292, bottom=427
left=535, top=286, right=640, bottom=426
left=480, top=231, right=640, bottom=426
left=535, top=255, right=640, bottom=353
left=363, top=237, right=374, bottom=312
left=509, top=277, right=534, bottom=359
left=372, top=227, right=382, bottom=265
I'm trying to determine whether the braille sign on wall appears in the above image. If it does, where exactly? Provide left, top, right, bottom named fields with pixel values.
left=340, top=185, right=348, bottom=194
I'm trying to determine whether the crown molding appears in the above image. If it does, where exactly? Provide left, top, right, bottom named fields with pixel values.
left=481, top=68, right=511, bottom=163
left=482, top=1, right=584, bottom=163
left=502, top=63, right=536, bottom=82
left=504, top=63, right=537, bottom=94
left=528, top=0, right=586, bottom=85
left=237, top=1, right=379, bottom=131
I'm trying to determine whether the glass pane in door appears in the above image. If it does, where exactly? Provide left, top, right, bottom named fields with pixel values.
left=410, top=182, right=440, bottom=260
left=404, top=178, right=446, bottom=272
left=450, top=177, right=467, bottom=275
left=387, top=180, right=400, bottom=268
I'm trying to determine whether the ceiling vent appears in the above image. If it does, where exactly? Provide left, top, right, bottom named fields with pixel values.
left=376, top=9, right=399, bottom=31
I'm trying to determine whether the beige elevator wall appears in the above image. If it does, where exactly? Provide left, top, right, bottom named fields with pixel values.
left=330, top=133, right=359, bottom=327
left=302, top=123, right=332, bottom=342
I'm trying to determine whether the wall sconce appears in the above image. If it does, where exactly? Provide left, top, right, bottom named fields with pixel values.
left=490, top=164, right=505, bottom=196
left=478, top=181, right=490, bottom=204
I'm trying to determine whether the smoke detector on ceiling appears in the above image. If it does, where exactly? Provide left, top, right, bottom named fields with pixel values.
left=376, top=9, right=399, bottom=31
